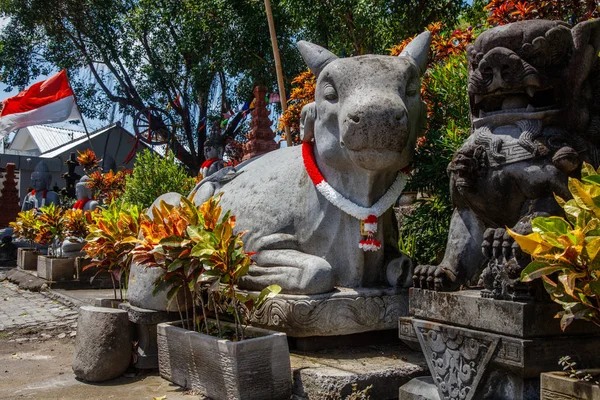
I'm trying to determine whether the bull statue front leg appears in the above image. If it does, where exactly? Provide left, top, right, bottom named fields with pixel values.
left=239, top=247, right=334, bottom=295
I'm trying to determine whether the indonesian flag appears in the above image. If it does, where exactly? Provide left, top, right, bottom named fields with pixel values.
left=0, top=70, right=81, bottom=137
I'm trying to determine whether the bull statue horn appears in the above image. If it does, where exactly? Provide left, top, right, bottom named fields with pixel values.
left=298, top=41, right=339, bottom=78
left=399, top=31, right=432, bottom=76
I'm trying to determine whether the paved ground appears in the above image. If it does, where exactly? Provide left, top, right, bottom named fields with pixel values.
left=0, top=268, right=203, bottom=399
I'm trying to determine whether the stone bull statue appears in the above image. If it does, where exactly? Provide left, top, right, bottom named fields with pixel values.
left=155, top=33, right=431, bottom=296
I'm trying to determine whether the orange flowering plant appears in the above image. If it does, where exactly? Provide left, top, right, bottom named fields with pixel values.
left=77, top=149, right=101, bottom=172
left=133, top=194, right=279, bottom=340
left=83, top=200, right=141, bottom=299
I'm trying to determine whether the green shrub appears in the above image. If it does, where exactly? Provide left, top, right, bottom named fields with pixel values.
left=400, top=53, right=470, bottom=264
left=122, top=149, right=195, bottom=209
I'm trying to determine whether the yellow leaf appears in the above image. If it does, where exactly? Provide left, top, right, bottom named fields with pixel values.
left=569, top=178, right=600, bottom=213
left=153, top=396, right=167, bottom=400
left=507, top=228, right=554, bottom=256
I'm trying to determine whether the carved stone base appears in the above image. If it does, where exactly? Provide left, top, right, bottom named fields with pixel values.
left=119, top=302, right=181, bottom=370
left=399, top=289, right=600, bottom=400
left=119, top=303, right=180, bottom=369
left=251, top=287, right=409, bottom=337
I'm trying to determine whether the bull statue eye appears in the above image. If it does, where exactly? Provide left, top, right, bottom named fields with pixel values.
left=406, top=87, right=418, bottom=96
left=323, top=84, right=338, bottom=101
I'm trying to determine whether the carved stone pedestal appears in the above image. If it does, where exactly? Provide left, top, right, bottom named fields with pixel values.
left=119, top=302, right=180, bottom=369
left=398, top=289, right=600, bottom=400
left=250, top=287, right=409, bottom=337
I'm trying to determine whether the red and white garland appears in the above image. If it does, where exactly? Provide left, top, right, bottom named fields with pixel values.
left=199, top=158, right=220, bottom=179
left=30, top=189, right=48, bottom=209
left=302, top=142, right=408, bottom=251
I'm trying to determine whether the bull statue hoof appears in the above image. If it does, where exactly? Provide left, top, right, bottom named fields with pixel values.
left=133, top=33, right=432, bottom=336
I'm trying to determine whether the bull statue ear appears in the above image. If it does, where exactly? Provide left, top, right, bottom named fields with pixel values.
left=298, top=41, right=338, bottom=78
left=399, top=31, right=432, bottom=76
left=300, top=102, right=316, bottom=142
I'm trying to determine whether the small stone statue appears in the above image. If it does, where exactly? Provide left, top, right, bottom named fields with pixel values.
left=21, top=161, right=59, bottom=211
left=199, top=125, right=225, bottom=179
left=72, top=176, right=99, bottom=212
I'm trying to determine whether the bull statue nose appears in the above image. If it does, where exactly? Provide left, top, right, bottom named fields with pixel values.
left=348, top=113, right=360, bottom=124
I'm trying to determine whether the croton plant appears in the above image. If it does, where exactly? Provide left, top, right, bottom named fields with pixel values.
left=83, top=201, right=141, bottom=299
left=133, top=194, right=279, bottom=340
left=509, top=163, right=600, bottom=330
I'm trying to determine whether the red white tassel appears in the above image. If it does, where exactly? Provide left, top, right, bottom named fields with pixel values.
left=359, top=237, right=381, bottom=251
left=359, top=215, right=380, bottom=251
left=363, top=214, right=378, bottom=234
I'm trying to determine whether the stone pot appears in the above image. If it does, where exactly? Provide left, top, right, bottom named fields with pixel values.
left=17, top=248, right=39, bottom=270
left=157, top=319, right=291, bottom=400
left=37, top=255, right=75, bottom=281
left=541, top=371, right=600, bottom=400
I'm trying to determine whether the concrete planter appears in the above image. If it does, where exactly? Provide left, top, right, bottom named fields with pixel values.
left=17, top=248, right=39, bottom=270
left=37, top=255, right=75, bottom=281
left=157, top=320, right=291, bottom=400
left=541, top=371, right=600, bottom=400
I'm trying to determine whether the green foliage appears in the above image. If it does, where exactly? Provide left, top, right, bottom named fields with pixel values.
left=400, top=53, right=470, bottom=264
left=0, top=0, right=305, bottom=170
left=122, top=149, right=195, bottom=209
left=508, top=163, right=600, bottom=331
left=134, top=194, right=280, bottom=340
left=83, top=200, right=141, bottom=299
left=36, top=204, right=66, bottom=256
left=400, top=197, right=454, bottom=265
left=10, top=209, right=39, bottom=247
left=280, top=0, right=468, bottom=56
left=559, top=356, right=600, bottom=385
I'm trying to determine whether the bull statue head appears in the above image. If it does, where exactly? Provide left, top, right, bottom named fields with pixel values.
left=298, top=32, right=431, bottom=173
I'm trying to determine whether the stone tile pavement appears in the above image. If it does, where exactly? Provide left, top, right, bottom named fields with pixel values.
left=0, top=275, right=78, bottom=339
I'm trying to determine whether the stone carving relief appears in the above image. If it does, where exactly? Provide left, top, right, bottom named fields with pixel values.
left=413, top=320, right=499, bottom=400
left=251, top=289, right=408, bottom=336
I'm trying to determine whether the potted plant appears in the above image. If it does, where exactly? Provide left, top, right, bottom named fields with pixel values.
left=133, top=195, right=291, bottom=400
left=63, top=208, right=93, bottom=279
left=83, top=200, right=141, bottom=303
left=10, top=209, right=40, bottom=270
left=35, top=204, right=75, bottom=281
left=508, top=162, right=600, bottom=398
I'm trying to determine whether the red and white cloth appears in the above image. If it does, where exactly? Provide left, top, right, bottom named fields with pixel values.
left=0, top=70, right=81, bottom=137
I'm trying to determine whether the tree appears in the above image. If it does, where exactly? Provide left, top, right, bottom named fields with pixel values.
left=279, top=0, right=468, bottom=56
left=0, top=0, right=303, bottom=172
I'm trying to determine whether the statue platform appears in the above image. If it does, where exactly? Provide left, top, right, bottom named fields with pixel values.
left=398, top=288, right=600, bottom=400
left=250, top=287, right=409, bottom=337
left=290, top=341, right=426, bottom=399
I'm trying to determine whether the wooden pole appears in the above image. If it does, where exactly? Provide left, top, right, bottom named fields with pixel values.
left=65, top=70, right=95, bottom=152
left=264, top=0, right=292, bottom=147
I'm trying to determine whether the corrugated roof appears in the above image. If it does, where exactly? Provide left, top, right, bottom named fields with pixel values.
left=10, top=125, right=86, bottom=154
left=39, top=123, right=166, bottom=158
left=28, top=125, right=87, bottom=153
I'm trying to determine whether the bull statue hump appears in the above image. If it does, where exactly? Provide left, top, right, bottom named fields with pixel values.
left=190, top=34, right=431, bottom=295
